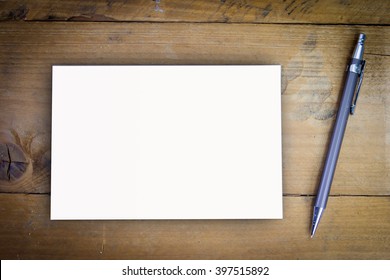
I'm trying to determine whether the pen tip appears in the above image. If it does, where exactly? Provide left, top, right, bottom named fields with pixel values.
left=310, top=207, right=324, bottom=238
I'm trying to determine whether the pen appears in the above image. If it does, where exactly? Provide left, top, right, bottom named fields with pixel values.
left=311, top=34, right=366, bottom=237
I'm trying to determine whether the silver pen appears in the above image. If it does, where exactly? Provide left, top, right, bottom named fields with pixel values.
left=311, top=34, right=366, bottom=237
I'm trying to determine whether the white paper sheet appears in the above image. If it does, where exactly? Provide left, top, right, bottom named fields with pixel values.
left=51, top=65, right=282, bottom=220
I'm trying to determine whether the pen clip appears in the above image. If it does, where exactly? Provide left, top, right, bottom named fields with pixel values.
left=350, top=60, right=366, bottom=115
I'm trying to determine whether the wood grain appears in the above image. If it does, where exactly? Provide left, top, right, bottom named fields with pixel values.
left=0, top=22, right=389, bottom=195
left=0, top=194, right=388, bottom=259
left=0, top=0, right=389, bottom=24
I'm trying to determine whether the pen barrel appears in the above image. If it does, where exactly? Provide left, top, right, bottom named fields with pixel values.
left=314, top=68, right=359, bottom=208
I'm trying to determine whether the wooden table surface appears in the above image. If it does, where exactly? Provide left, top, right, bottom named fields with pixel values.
left=0, top=0, right=389, bottom=259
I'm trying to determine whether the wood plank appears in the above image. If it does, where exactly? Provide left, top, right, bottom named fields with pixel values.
left=0, top=0, right=389, bottom=24
left=0, top=23, right=389, bottom=195
left=0, top=194, right=389, bottom=259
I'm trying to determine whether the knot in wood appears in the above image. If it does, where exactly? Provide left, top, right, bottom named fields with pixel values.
left=0, top=142, right=29, bottom=181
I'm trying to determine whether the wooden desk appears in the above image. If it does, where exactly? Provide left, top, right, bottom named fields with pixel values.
left=0, top=0, right=389, bottom=259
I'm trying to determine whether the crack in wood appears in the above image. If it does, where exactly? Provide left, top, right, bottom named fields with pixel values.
left=0, top=143, right=29, bottom=182
left=6, top=144, right=11, bottom=181
left=365, top=52, right=390, bottom=57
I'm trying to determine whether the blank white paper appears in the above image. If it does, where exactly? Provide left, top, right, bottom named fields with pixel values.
left=51, top=65, right=282, bottom=220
